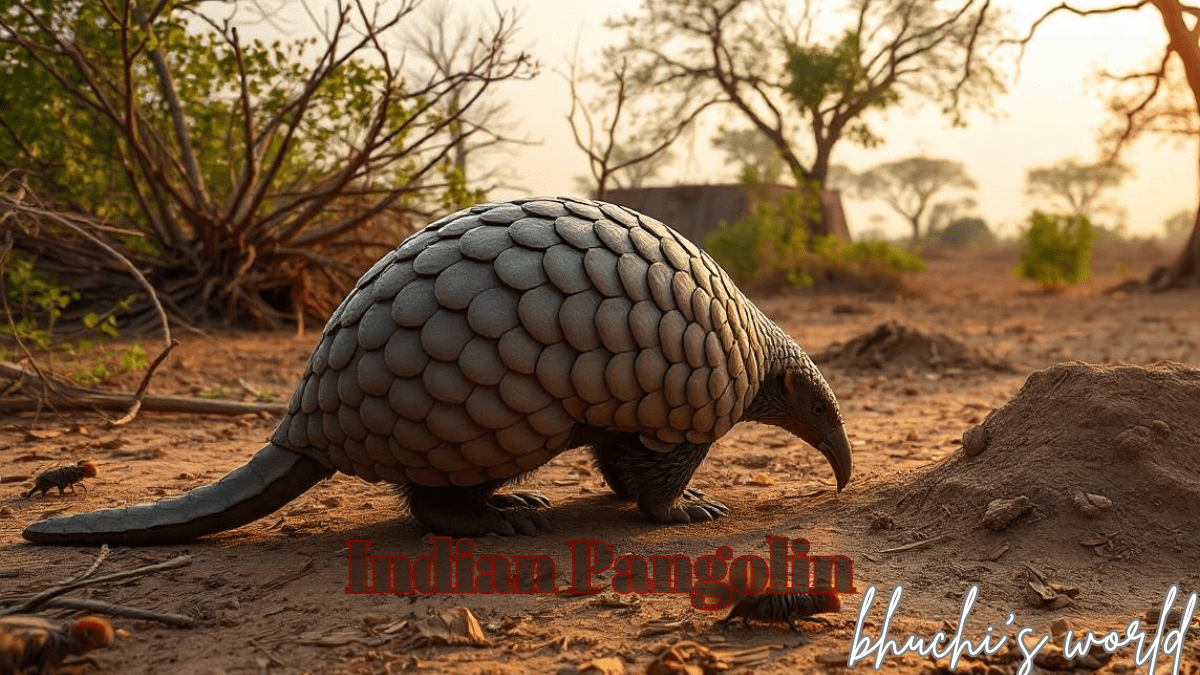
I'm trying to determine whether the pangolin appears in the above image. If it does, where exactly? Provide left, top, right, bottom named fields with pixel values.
left=22, top=197, right=852, bottom=545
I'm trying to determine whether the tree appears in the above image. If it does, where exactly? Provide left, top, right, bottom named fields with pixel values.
left=1164, top=208, right=1193, bottom=239
left=850, top=156, right=977, bottom=244
left=607, top=0, right=1005, bottom=234
left=1024, top=159, right=1130, bottom=223
left=406, top=0, right=538, bottom=199
left=0, top=0, right=534, bottom=327
left=1018, top=0, right=1200, bottom=288
left=566, top=58, right=707, bottom=200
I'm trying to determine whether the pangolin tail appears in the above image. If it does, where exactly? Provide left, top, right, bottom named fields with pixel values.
left=21, top=444, right=332, bottom=546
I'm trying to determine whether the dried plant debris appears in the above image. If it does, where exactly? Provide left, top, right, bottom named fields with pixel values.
left=1025, top=567, right=1079, bottom=610
left=398, top=607, right=489, bottom=649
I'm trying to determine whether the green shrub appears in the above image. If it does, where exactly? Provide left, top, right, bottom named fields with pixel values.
left=1, top=252, right=142, bottom=383
left=1015, top=211, right=1095, bottom=290
left=704, top=193, right=926, bottom=288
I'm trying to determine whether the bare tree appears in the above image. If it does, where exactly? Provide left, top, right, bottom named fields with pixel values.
left=566, top=58, right=710, bottom=200
left=1024, top=158, right=1130, bottom=223
left=607, top=0, right=1006, bottom=234
left=0, top=0, right=535, bottom=327
left=1017, top=0, right=1200, bottom=288
left=851, top=156, right=978, bottom=243
left=407, top=0, right=539, bottom=199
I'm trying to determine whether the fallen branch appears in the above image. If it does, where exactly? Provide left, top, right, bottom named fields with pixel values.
left=38, top=597, right=196, bottom=628
left=0, top=555, right=193, bottom=617
left=0, top=360, right=288, bottom=417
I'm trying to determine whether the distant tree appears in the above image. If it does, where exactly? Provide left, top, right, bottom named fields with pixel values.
left=926, top=196, right=980, bottom=234
left=407, top=0, right=539, bottom=200
left=608, top=0, right=1006, bottom=234
left=1018, top=0, right=1200, bottom=288
left=1024, top=159, right=1130, bottom=223
left=1164, top=209, right=1193, bottom=240
left=712, top=126, right=787, bottom=185
left=851, top=157, right=978, bottom=244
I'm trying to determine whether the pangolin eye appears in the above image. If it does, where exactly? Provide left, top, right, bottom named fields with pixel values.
left=813, top=403, right=826, bottom=416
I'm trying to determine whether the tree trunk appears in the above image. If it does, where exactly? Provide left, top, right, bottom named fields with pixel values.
left=1149, top=0, right=1200, bottom=287
left=1153, top=207, right=1200, bottom=288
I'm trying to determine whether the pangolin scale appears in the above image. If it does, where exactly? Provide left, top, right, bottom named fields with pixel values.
left=23, top=197, right=853, bottom=545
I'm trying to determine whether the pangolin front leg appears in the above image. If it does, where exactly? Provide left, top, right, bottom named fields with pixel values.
left=592, top=435, right=729, bottom=523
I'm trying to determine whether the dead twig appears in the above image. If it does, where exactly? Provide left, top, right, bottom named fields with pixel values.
left=38, top=597, right=195, bottom=628
left=107, top=339, right=179, bottom=427
left=879, top=534, right=949, bottom=554
left=67, top=545, right=111, bottom=585
left=0, top=555, right=193, bottom=617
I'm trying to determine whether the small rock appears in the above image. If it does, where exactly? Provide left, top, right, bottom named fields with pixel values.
left=0, top=505, right=12, bottom=518
left=1073, top=491, right=1113, bottom=517
left=1050, top=617, right=1075, bottom=640
left=962, top=424, right=989, bottom=457
left=578, top=657, right=625, bottom=675
left=981, top=496, right=1033, bottom=531
left=746, top=472, right=775, bottom=486
left=1150, top=419, right=1171, bottom=439
left=1114, top=425, right=1154, bottom=456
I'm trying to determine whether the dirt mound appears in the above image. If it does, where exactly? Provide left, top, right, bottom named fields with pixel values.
left=819, top=321, right=1011, bottom=372
left=892, top=361, right=1200, bottom=566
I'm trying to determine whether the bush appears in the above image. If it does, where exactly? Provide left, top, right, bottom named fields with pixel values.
left=1015, top=211, right=1095, bottom=290
left=704, top=193, right=926, bottom=288
left=928, top=217, right=996, bottom=249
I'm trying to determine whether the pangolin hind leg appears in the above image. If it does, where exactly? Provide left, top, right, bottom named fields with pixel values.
left=403, top=481, right=553, bottom=536
left=591, top=435, right=730, bottom=523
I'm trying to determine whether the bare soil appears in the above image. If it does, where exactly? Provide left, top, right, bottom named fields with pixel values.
left=3, top=241, right=1200, bottom=675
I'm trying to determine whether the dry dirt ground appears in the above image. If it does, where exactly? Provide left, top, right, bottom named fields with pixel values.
left=3, top=241, right=1200, bottom=675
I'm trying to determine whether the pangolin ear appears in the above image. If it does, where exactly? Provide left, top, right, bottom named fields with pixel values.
left=784, top=370, right=799, bottom=393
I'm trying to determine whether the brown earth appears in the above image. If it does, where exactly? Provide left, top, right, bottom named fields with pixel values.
left=2, top=241, right=1200, bottom=675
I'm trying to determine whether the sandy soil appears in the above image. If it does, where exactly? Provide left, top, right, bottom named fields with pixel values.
left=2, top=241, right=1200, bottom=675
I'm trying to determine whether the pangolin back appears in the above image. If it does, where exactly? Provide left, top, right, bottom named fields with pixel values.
left=273, top=197, right=801, bottom=487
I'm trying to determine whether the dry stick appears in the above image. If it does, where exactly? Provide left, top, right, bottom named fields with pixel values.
left=0, top=360, right=287, bottom=417
left=107, top=339, right=180, bottom=427
left=878, top=534, right=949, bottom=555
left=0, top=555, right=193, bottom=617
left=40, top=597, right=195, bottom=628
left=67, top=545, right=111, bottom=585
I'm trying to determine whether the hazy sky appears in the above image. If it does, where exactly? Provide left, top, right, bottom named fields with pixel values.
left=456, top=0, right=1197, bottom=239
left=258, top=1, right=1197, bottom=239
